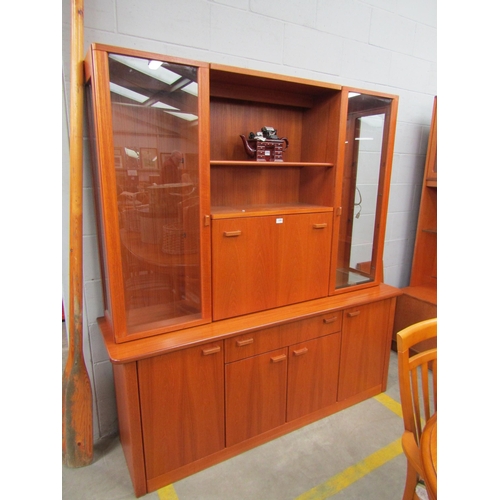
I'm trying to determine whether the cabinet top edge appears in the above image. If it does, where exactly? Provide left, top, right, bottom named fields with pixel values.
left=100, top=284, right=402, bottom=364
left=210, top=63, right=342, bottom=91
left=88, top=43, right=210, bottom=69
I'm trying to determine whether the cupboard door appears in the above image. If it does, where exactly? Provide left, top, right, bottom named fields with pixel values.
left=212, top=213, right=333, bottom=320
left=277, top=213, right=333, bottom=306
left=138, top=342, right=224, bottom=480
left=225, top=348, right=288, bottom=447
left=212, top=217, right=278, bottom=320
left=337, top=300, right=392, bottom=401
left=287, top=333, right=341, bottom=421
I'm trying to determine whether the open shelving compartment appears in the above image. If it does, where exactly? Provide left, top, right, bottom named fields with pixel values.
left=209, top=65, right=342, bottom=219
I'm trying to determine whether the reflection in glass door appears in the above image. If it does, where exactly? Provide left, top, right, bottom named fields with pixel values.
left=336, top=93, right=392, bottom=289
left=106, top=53, right=202, bottom=333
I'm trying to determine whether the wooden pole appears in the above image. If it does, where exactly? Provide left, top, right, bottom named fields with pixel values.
left=62, top=0, right=93, bottom=468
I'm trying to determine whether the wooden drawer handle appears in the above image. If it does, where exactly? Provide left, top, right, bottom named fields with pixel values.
left=202, top=346, right=221, bottom=356
left=224, top=230, right=241, bottom=237
left=293, top=347, right=308, bottom=356
left=236, top=338, right=254, bottom=347
left=347, top=310, right=361, bottom=318
left=313, top=223, right=327, bottom=229
left=323, top=316, right=338, bottom=324
left=270, top=354, right=287, bottom=363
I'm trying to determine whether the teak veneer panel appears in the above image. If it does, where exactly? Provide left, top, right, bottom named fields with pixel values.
left=138, top=342, right=225, bottom=480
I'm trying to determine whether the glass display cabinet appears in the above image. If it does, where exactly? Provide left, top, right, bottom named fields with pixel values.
left=85, top=47, right=212, bottom=343
left=85, top=44, right=401, bottom=497
left=333, top=90, right=397, bottom=292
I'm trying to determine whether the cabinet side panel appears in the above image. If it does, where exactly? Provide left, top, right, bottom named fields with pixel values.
left=112, top=363, right=147, bottom=497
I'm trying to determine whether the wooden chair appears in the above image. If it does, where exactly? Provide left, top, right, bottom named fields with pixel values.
left=396, top=318, right=437, bottom=500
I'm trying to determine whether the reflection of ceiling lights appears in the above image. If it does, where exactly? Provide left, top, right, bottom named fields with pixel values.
left=110, top=82, right=149, bottom=103
left=109, top=54, right=182, bottom=85
left=166, top=111, right=198, bottom=122
left=151, top=101, right=179, bottom=110
left=181, top=81, right=198, bottom=96
left=348, top=92, right=361, bottom=98
left=148, top=60, right=162, bottom=70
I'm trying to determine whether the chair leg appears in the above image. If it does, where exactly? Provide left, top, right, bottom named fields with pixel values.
left=402, top=459, right=419, bottom=500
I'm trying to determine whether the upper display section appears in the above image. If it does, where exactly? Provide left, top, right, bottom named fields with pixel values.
left=85, top=44, right=398, bottom=342
left=85, top=45, right=211, bottom=342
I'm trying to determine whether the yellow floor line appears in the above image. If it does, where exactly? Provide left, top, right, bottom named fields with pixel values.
left=373, top=392, right=403, bottom=418
left=294, top=437, right=403, bottom=500
left=157, top=484, right=179, bottom=500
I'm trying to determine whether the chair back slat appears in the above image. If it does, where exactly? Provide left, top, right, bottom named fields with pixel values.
left=397, top=319, right=437, bottom=444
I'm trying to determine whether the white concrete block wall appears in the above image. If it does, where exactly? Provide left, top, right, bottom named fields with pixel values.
left=61, top=0, right=436, bottom=441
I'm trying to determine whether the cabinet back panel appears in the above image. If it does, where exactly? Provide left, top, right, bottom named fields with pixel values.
left=210, top=98, right=303, bottom=162
left=211, top=165, right=300, bottom=207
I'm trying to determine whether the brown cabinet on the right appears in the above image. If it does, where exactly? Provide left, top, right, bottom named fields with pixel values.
left=393, top=97, right=437, bottom=349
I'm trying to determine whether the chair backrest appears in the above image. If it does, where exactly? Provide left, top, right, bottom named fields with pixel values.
left=397, top=318, right=437, bottom=445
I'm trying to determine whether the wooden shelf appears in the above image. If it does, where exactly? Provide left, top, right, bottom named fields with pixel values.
left=210, top=160, right=334, bottom=168
left=211, top=203, right=333, bottom=219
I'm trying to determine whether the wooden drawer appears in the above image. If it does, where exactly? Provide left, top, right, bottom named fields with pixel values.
left=282, top=311, right=342, bottom=346
left=225, top=311, right=342, bottom=363
left=225, top=325, right=283, bottom=363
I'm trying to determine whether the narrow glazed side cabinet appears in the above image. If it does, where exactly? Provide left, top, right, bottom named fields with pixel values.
left=85, top=44, right=401, bottom=497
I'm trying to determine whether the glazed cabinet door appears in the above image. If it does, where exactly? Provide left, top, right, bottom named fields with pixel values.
left=138, top=342, right=224, bottom=481
left=337, top=299, right=393, bottom=401
left=287, top=333, right=341, bottom=421
left=85, top=45, right=212, bottom=342
left=225, top=347, right=288, bottom=447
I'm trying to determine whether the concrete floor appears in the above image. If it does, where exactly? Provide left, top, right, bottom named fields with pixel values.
left=62, top=322, right=418, bottom=500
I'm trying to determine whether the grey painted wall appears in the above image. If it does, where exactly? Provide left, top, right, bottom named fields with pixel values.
left=61, top=0, right=436, bottom=441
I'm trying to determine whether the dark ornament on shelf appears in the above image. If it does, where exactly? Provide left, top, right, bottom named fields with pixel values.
left=240, top=127, right=289, bottom=162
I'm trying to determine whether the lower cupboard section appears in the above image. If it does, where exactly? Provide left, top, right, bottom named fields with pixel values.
left=118, top=296, right=397, bottom=497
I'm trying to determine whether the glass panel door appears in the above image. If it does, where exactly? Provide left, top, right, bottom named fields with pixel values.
left=336, top=92, right=392, bottom=290
left=107, top=53, right=203, bottom=333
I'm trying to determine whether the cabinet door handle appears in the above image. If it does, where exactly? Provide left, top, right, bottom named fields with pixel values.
left=236, top=338, right=254, bottom=347
left=202, top=346, right=221, bottom=356
left=293, top=347, right=308, bottom=356
left=313, top=223, right=327, bottom=229
left=270, top=354, right=287, bottom=363
left=323, top=316, right=338, bottom=324
left=224, top=230, right=241, bottom=237
left=347, top=310, right=361, bottom=318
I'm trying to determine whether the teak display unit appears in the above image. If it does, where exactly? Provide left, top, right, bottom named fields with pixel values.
left=393, top=97, right=437, bottom=350
left=85, top=44, right=401, bottom=497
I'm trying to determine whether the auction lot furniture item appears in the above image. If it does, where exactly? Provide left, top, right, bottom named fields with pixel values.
left=85, top=44, right=401, bottom=496
left=393, top=97, right=437, bottom=352
left=396, top=318, right=437, bottom=500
